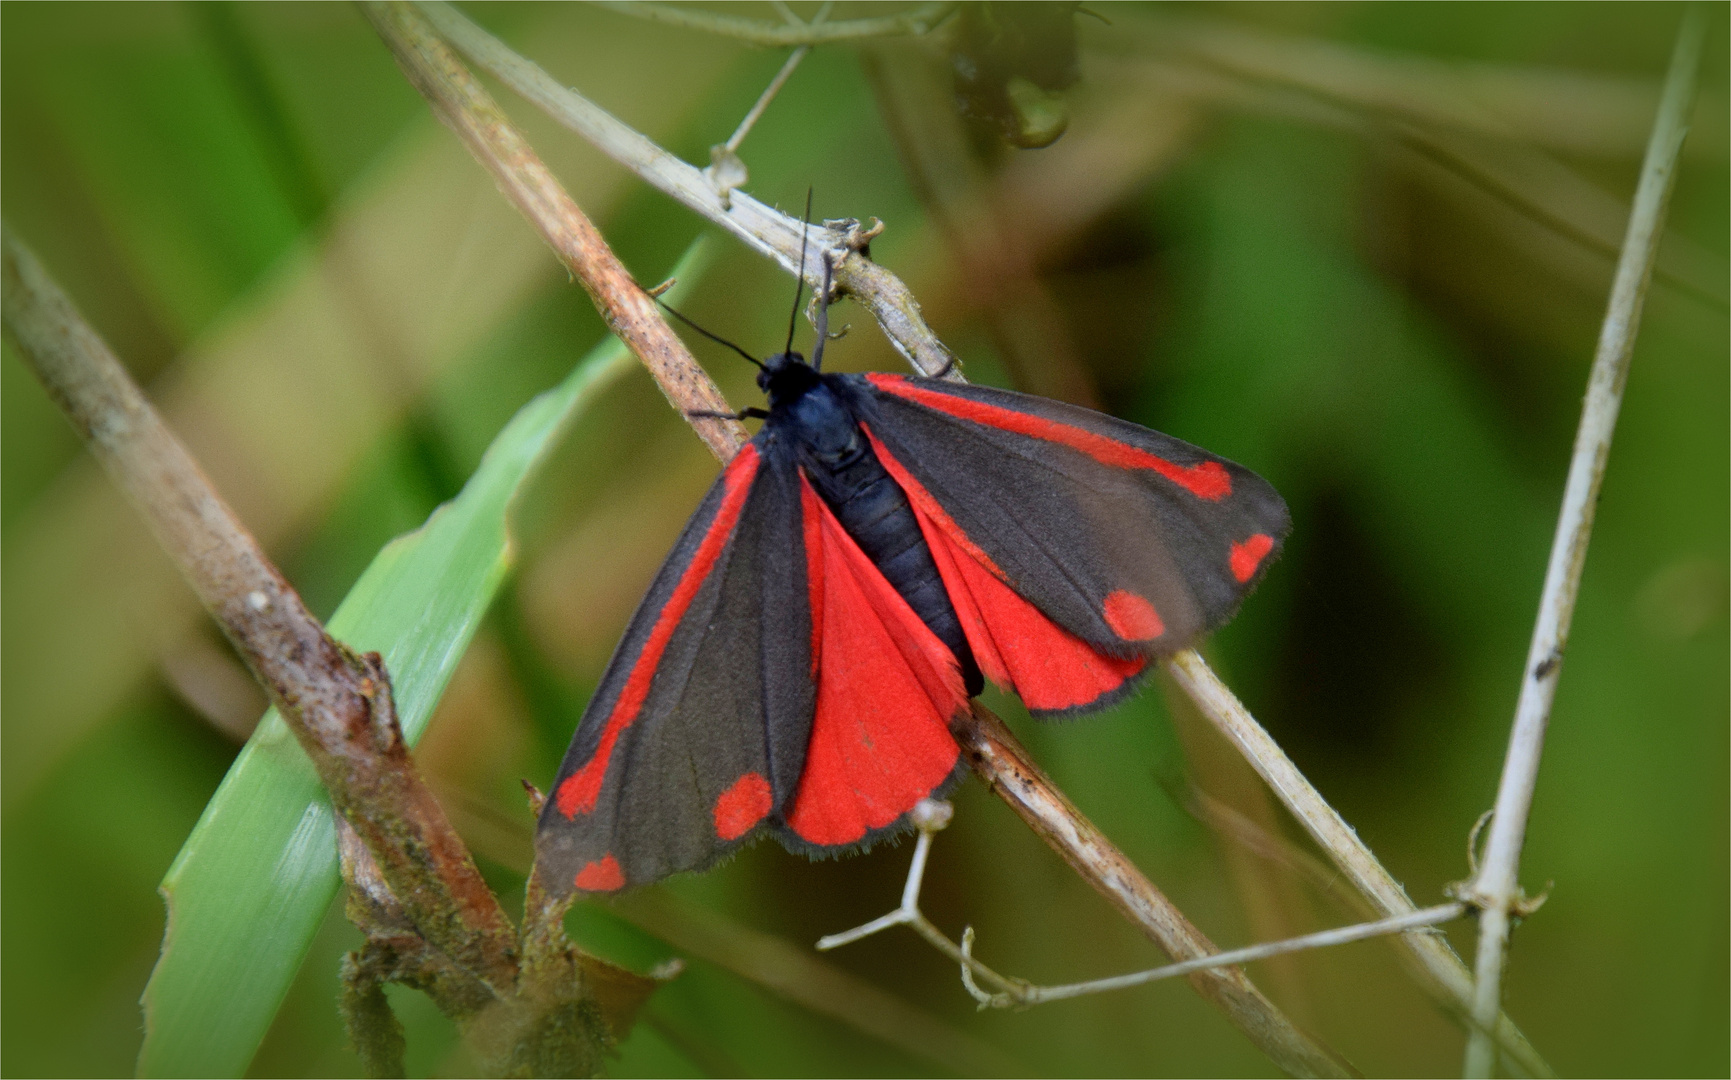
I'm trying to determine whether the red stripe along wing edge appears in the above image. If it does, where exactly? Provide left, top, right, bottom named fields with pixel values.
left=854, top=374, right=1290, bottom=712
left=864, top=425, right=1149, bottom=715
left=536, top=444, right=818, bottom=894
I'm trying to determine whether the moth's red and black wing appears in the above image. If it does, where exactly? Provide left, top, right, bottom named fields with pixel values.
left=535, top=438, right=971, bottom=896
left=852, top=373, right=1289, bottom=716
left=535, top=443, right=815, bottom=895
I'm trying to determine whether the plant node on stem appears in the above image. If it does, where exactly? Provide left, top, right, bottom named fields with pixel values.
left=1455, top=9, right=1705, bottom=1075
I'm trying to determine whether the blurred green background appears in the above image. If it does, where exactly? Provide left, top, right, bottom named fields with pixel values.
left=3, top=2, right=1726, bottom=1076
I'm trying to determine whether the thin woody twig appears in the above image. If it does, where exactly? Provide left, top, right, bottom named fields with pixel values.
left=365, top=0, right=747, bottom=462
left=815, top=800, right=1029, bottom=1001
left=721, top=38, right=816, bottom=155
left=960, top=904, right=1467, bottom=1008
left=418, top=0, right=960, bottom=379
left=591, top=0, right=955, bottom=47
left=1458, top=9, right=1707, bottom=1078
left=704, top=2, right=830, bottom=206
left=821, top=795, right=1464, bottom=1012
left=954, top=704, right=1351, bottom=1078
left=0, top=227, right=518, bottom=996
left=1164, top=650, right=1552, bottom=1078
left=334, top=816, right=495, bottom=1076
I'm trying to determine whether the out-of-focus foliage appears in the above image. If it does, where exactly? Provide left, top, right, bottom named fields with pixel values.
left=950, top=2, right=1082, bottom=147
left=2, top=3, right=1725, bottom=1077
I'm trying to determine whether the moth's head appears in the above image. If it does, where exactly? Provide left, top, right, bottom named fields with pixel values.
left=759, top=349, right=818, bottom=401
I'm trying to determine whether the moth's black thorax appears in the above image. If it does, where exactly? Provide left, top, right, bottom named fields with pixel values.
left=761, top=359, right=982, bottom=696
left=762, top=355, right=860, bottom=468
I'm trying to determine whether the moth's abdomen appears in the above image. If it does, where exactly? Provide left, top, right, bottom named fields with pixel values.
left=800, top=435, right=984, bottom=698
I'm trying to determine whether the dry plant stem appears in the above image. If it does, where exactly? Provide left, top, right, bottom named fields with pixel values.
left=815, top=809, right=1029, bottom=1000
left=706, top=5, right=829, bottom=203
left=962, top=904, right=1467, bottom=1008
left=1165, top=650, right=1550, bottom=1079
left=436, top=786, right=1024, bottom=1079
left=336, top=817, right=498, bottom=1077
left=1458, top=10, right=1706, bottom=1078
left=955, top=703, right=1350, bottom=1078
left=591, top=0, right=955, bottom=47
left=417, top=0, right=959, bottom=380
left=722, top=40, right=812, bottom=155
left=366, top=0, right=747, bottom=460
left=0, top=227, right=519, bottom=994
left=823, top=805, right=1463, bottom=1010
left=1159, top=654, right=1319, bottom=1019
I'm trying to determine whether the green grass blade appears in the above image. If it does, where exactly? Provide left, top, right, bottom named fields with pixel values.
left=137, top=239, right=711, bottom=1079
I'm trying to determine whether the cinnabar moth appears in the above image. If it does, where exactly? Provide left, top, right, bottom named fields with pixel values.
left=535, top=257, right=1289, bottom=897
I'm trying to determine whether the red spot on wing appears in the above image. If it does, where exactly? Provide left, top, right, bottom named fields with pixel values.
left=867, top=373, right=1231, bottom=501
left=555, top=447, right=762, bottom=819
left=574, top=854, right=625, bottom=892
left=713, top=772, right=772, bottom=841
left=1103, top=590, right=1164, bottom=641
left=1230, top=533, right=1275, bottom=583
left=787, top=478, right=964, bottom=846
left=866, top=428, right=1146, bottom=713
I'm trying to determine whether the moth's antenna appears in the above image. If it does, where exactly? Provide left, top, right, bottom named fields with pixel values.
left=784, top=188, right=813, bottom=358
left=659, top=299, right=764, bottom=370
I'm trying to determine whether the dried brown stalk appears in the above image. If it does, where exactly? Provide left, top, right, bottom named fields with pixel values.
left=955, top=704, right=1351, bottom=1077
left=364, top=0, right=746, bottom=463
left=0, top=225, right=518, bottom=999
left=418, top=0, right=960, bottom=380
left=4, top=199, right=664, bottom=1080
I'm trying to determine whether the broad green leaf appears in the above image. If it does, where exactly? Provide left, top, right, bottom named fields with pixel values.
left=138, top=239, right=711, bottom=1078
